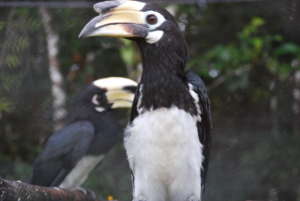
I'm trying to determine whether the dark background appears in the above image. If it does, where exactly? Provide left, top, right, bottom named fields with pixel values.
left=0, top=0, right=299, bottom=201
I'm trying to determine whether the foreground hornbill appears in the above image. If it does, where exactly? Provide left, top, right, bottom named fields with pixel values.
left=79, top=1, right=211, bottom=201
left=30, top=77, right=137, bottom=188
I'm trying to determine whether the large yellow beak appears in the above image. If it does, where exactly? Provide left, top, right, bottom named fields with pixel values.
left=93, top=77, right=137, bottom=109
left=79, top=0, right=148, bottom=38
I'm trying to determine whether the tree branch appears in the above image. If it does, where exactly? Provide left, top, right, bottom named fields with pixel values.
left=0, top=178, right=100, bottom=201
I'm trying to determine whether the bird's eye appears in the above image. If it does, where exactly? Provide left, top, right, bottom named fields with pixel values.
left=146, top=14, right=158, bottom=25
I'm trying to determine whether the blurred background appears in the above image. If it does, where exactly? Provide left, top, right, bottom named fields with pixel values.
left=0, top=0, right=299, bottom=201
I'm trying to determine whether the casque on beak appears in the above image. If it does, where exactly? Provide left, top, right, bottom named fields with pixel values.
left=79, top=0, right=148, bottom=39
left=93, top=77, right=137, bottom=109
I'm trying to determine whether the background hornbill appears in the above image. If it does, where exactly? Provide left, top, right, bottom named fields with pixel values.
left=79, top=1, right=211, bottom=201
left=30, top=77, right=137, bottom=188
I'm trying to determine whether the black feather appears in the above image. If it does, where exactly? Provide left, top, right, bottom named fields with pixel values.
left=30, top=85, right=124, bottom=187
left=186, top=70, right=212, bottom=192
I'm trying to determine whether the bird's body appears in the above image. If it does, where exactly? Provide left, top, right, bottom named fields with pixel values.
left=124, top=51, right=209, bottom=201
left=31, top=113, right=120, bottom=188
left=125, top=107, right=203, bottom=201
left=30, top=77, right=137, bottom=188
left=80, top=2, right=211, bottom=200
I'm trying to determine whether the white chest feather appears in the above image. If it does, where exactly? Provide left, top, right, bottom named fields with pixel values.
left=59, top=155, right=104, bottom=188
left=124, top=107, right=203, bottom=201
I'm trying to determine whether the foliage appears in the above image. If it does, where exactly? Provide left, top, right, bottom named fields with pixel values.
left=0, top=98, right=12, bottom=113
left=190, top=17, right=300, bottom=90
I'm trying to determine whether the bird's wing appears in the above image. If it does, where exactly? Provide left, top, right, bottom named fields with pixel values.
left=186, top=70, right=212, bottom=191
left=30, top=121, right=95, bottom=186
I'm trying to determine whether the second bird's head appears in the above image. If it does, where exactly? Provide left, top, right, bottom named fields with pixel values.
left=79, top=0, right=187, bottom=62
left=76, top=77, right=137, bottom=113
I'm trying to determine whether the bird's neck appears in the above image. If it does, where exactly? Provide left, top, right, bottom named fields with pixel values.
left=137, top=43, right=196, bottom=113
left=69, top=104, right=112, bottom=125
left=139, top=42, right=186, bottom=78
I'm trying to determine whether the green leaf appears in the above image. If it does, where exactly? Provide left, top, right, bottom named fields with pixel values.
left=0, top=21, right=5, bottom=31
left=275, top=43, right=300, bottom=56
left=0, top=98, right=13, bottom=113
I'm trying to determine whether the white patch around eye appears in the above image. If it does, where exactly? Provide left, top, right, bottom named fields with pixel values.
left=92, top=95, right=100, bottom=105
left=146, top=30, right=164, bottom=44
left=95, top=106, right=105, bottom=112
left=144, top=11, right=166, bottom=30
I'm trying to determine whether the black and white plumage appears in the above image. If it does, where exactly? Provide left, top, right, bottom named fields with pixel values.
left=30, top=77, right=137, bottom=188
left=79, top=2, right=211, bottom=201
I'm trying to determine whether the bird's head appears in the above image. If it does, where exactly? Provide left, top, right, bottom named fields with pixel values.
left=79, top=77, right=137, bottom=113
left=79, top=0, right=188, bottom=70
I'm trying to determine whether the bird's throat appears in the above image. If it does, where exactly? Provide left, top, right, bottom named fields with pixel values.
left=139, top=42, right=186, bottom=76
left=137, top=43, right=195, bottom=114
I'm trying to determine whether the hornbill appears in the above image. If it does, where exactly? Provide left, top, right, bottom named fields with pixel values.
left=79, top=1, right=211, bottom=201
left=30, top=77, right=137, bottom=188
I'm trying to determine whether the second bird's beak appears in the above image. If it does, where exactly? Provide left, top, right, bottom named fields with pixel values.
left=93, top=77, right=137, bottom=109
left=79, top=0, right=148, bottom=39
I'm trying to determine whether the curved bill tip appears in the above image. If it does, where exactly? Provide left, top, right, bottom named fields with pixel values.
left=78, top=29, right=88, bottom=38
left=78, top=29, right=85, bottom=38
left=78, top=0, right=148, bottom=39
left=78, top=15, right=103, bottom=38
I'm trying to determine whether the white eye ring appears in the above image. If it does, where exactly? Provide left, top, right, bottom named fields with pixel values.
left=144, top=11, right=166, bottom=30
left=92, top=95, right=100, bottom=105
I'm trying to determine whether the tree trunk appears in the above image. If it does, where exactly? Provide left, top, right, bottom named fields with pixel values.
left=39, top=7, right=67, bottom=130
